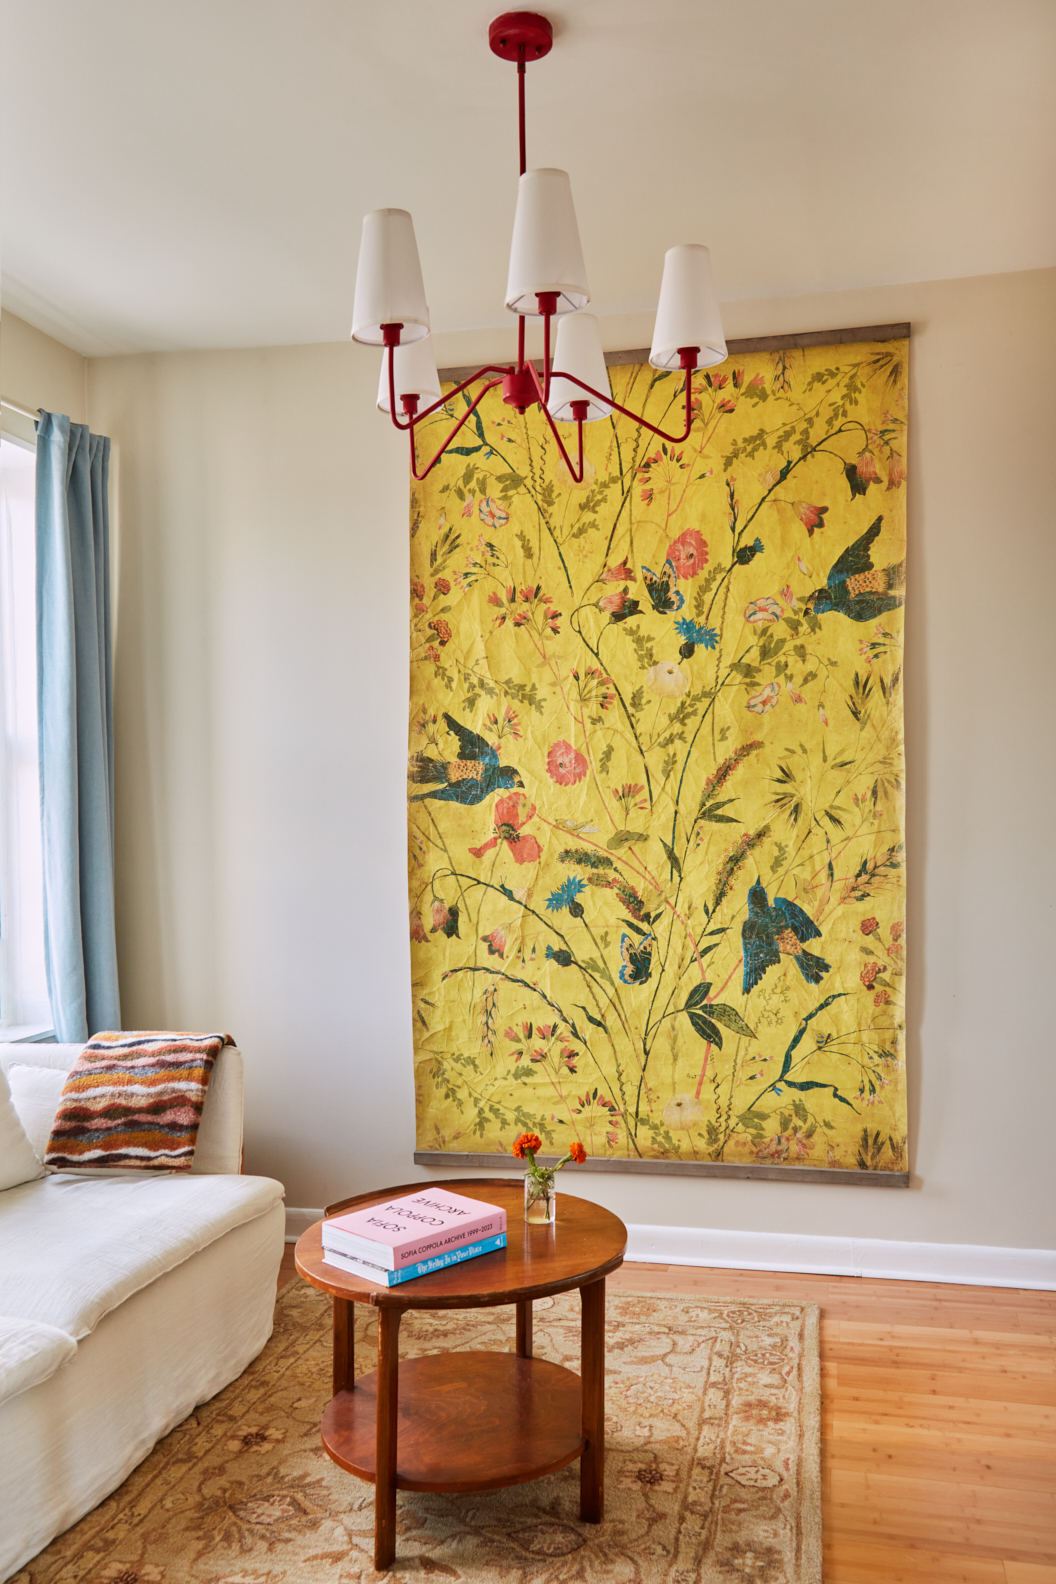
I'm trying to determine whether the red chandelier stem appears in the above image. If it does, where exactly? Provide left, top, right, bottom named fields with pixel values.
left=518, top=44, right=527, bottom=176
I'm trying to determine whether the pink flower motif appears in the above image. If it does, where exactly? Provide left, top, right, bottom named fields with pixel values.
left=462, top=496, right=475, bottom=518
left=818, top=704, right=829, bottom=727
left=856, top=449, right=881, bottom=485
left=410, top=910, right=428, bottom=943
left=886, top=451, right=905, bottom=490
left=746, top=681, right=780, bottom=715
left=666, top=528, right=709, bottom=579
left=749, top=373, right=766, bottom=388
left=860, top=916, right=879, bottom=936
left=890, top=919, right=905, bottom=942
left=479, top=496, right=509, bottom=528
left=547, top=740, right=589, bottom=786
left=786, top=681, right=806, bottom=704
left=481, top=926, right=508, bottom=957
left=796, top=556, right=810, bottom=575
left=744, top=596, right=783, bottom=625
left=602, top=561, right=634, bottom=583
left=860, top=962, right=880, bottom=988
left=780, top=585, right=798, bottom=610
left=794, top=501, right=828, bottom=535
left=717, top=398, right=736, bottom=414
left=873, top=989, right=891, bottom=1007
left=469, top=794, right=543, bottom=866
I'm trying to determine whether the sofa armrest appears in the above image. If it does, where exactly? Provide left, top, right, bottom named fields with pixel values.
left=192, top=1045, right=244, bottom=1174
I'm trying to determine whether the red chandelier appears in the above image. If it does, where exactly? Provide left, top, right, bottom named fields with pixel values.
left=351, top=11, right=728, bottom=482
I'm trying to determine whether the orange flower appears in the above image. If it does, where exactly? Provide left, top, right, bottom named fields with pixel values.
left=568, top=1141, right=587, bottom=1164
left=512, top=1132, right=542, bottom=1160
left=602, top=561, right=634, bottom=583
left=886, top=451, right=905, bottom=490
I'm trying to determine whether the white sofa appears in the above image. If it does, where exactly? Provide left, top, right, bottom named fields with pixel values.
left=0, top=1041, right=286, bottom=1581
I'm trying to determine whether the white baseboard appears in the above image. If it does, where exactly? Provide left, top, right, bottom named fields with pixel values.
left=284, top=1207, right=1055, bottom=1291
left=626, top=1224, right=1056, bottom=1290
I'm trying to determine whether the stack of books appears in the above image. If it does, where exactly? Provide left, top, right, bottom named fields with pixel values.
left=321, top=1188, right=507, bottom=1286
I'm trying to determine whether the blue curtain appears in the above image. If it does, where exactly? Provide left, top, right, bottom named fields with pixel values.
left=35, top=413, right=120, bottom=1041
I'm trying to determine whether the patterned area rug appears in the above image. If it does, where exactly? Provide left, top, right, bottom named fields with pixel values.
left=19, top=1283, right=821, bottom=1583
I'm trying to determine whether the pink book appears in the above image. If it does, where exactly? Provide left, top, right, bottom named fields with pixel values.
left=321, top=1188, right=506, bottom=1270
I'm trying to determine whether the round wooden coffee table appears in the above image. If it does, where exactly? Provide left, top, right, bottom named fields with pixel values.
left=295, top=1178, right=627, bottom=1570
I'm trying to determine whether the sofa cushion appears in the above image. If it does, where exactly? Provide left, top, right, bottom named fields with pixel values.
left=7, top=1064, right=64, bottom=1162
left=0, top=1067, right=45, bottom=1191
left=0, top=1316, right=76, bottom=1408
left=0, top=1172, right=284, bottom=1339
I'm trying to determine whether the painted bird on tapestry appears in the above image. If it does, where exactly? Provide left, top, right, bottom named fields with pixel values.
left=803, top=516, right=905, bottom=623
left=408, top=713, right=524, bottom=805
left=741, top=881, right=831, bottom=993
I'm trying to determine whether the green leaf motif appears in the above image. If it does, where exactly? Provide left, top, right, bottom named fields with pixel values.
left=704, top=1003, right=757, bottom=1040
left=606, top=830, right=649, bottom=851
left=660, top=840, right=683, bottom=877
left=684, top=983, right=714, bottom=1009
left=687, top=1009, right=723, bottom=1049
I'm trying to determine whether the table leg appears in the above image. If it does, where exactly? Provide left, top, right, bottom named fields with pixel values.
left=516, top=1298, right=533, bottom=1358
left=374, top=1307, right=401, bottom=1571
left=579, top=1277, right=605, bottom=1523
left=333, top=1297, right=355, bottom=1395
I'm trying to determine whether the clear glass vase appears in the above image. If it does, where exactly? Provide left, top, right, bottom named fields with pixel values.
left=524, top=1172, right=556, bottom=1224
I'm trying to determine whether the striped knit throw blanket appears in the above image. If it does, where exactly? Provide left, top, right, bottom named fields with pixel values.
left=45, top=1031, right=233, bottom=1171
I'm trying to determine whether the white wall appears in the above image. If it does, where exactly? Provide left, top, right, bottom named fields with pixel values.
left=0, top=312, right=87, bottom=442
left=86, top=267, right=1056, bottom=1252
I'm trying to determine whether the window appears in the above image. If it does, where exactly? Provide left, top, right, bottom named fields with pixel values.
left=0, top=434, right=50, bottom=1034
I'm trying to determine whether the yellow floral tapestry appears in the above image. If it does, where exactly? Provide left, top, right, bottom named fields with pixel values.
left=407, top=335, right=907, bottom=1177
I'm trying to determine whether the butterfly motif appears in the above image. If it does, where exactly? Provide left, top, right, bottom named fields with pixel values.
left=641, top=559, right=685, bottom=615
left=618, top=931, right=654, bottom=985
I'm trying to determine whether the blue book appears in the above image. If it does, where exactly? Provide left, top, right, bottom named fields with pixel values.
left=321, top=1231, right=507, bottom=1286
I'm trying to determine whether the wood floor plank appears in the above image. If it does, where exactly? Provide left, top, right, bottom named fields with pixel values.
left=1003, top=1564, right=1056, bottom=1583
left=833, top=1364, right=1056, bottom=1406
left=823, top=1538, right=1007, bottom=1582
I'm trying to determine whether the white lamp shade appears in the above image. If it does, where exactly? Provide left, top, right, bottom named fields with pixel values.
left=351, top=208, right=430, bottom=345
left=505, top=169, right=589, bottom=316
left=547, top=313, right=612, bottom=422
left=649, top=244, right=727, bottom=371
left=376, top=336, right=443, bottom=414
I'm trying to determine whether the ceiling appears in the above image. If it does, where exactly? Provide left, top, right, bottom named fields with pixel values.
left=1, top=0, right=1053, bottom=357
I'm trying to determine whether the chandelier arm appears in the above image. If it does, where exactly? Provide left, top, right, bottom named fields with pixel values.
left=409, top=378, right=506, bottom=481
left=384, top=362, right=514, bottom=433
left=539, top=368, right=698, bottom=445
left=543, top=310, right=551, bottom=403
left=386, top=345, right=412, bottom=432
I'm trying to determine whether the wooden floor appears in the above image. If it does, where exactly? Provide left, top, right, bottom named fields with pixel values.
left=278, top=1249, right=1056, bottom=1582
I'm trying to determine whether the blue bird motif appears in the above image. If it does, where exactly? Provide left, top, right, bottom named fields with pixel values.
left=408, top=713, right=524, bottom=806
left=803, top=516, right=905, bottom=623
left=741, top=880, right=831, bottom=994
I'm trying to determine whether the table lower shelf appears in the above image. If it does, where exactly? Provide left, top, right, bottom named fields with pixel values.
left=321, top=1349, right=587, bottom=1494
